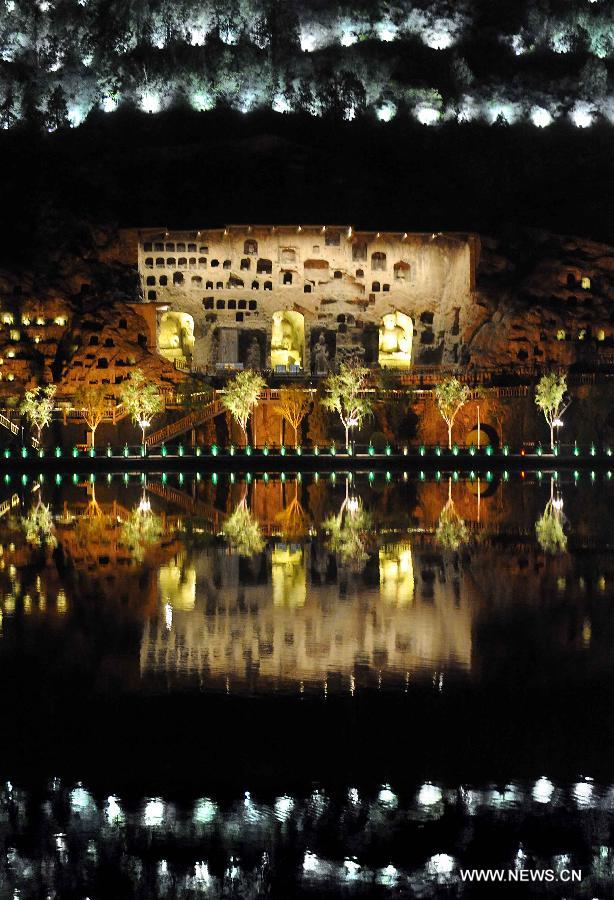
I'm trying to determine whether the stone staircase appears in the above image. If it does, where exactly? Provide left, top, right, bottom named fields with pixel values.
left=144, top=399, right=224, bottom=448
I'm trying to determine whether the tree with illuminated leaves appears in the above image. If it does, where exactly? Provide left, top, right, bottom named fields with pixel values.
left=220, top=369, right=266, bottom=446
left=222, top=503, right=265, bottom=556
left=321, top=362, right=372, bottom=450
left=435, top=376, right=471, bottom=449
left=323, top=486, right=372, bottom=571
left=74, top=383, right=108, bottom=449
left=275, top=386, right=312, bottom=447
left=535, top=372, right=569, bottom=450
left=120, top=368, right=164, bottom=448
left=20, top=384, right=56, bottom=446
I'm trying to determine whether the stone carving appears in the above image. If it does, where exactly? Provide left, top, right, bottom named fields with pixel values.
left=245, top=335, right=261, bottom=369
left=271, top=311, right=304, bottom=368
left=313, top=332, right=329, bottom=374
left=378, top=311, right=413, bottom=367
left=159, top=312, right=195, bottom=362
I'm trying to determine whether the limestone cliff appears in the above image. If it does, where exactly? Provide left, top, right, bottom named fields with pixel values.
left=466, top=230, right=614, bottom=369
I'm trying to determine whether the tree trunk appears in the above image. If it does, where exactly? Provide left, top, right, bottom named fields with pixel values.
left=550, top=422, right=554, bottom=451
left=91, top=425, right=97, bottom=449
left=447, top=422, right=452, bottom=450
left=345, top=425, right=349, bottom=450
left=141, top=425, right=147, bottom=450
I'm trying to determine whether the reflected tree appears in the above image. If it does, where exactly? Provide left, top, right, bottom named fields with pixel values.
left=120, top=493, right=164, bottom=562
left=323, top=482, right=372, bottom=570
left=275, top=482, right=310, bottom=541
left=436, top=479, right=469, bottom=550
left=535, top=481, right=567, bottom=554
left=22, top=498, right=57, bottom=549
left=222, top=501, right=264, bottom=556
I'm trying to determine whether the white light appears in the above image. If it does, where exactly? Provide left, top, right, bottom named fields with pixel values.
left=532, top=777, right=554, bottom=804
left=417, top=107, right=439, bottom=126
left=346, top=496, right=359, bottom=514
left=378, top=785, right=398, bottom=807
left=573, top=780, right=593, bottom=807
left=105, top=795, right=124, bottom=824
left=571, top=104, right=593, bottom=128
left=418, top=783, right=443, bottom=806
left=6, top=0, right=15, bottom=10
left=68, top=105, right=86, bottom=128
left=300, top=33, right=315, bottom=53
left=274, top=795, right=294, bottom=821
left=190, top=91, right=213, bottom=112
left=189, top=27, right=207, bottom=46
left=164, top=602, right=172, bottom=630
left=531, top=107, right=552, bottom=128
left=272, top=96, right=292, bottom=114
left=340, top=32, right=356, bottom=47
left=194, top=798, right=217, bottom=824
left=510, top=34, right=526, bottom=56
left=344, top=857, right=361, bottom=877
left=144, top=798, right=165, bottom=826
left=348, top=787, right=359, bottom=805
left=102, top=96, right=117, bottom=113
left=70, top=786, right=93, bottom=813
left=553, top=418, right=564, bottom=428
left=427, top=853, right=455, bottom=876
left=140, top=93, right=161, bottom=114
left=377, top=102, right=396, bottom=123
left=303, top=851, right=320, bottom=872
left=194, top=862, right=210, bottom=885
left=377, top=24, right=397, bottom=42
left=38, top=0, right=50, bottom=10
left=423, top=31, right=453, bottom=50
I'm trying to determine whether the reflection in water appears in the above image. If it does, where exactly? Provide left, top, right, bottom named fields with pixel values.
left=0, top=472, right=611, bottom=694
left=1, top=775, right=614, bottom=897
left=536, top=478, right=568, bottom=555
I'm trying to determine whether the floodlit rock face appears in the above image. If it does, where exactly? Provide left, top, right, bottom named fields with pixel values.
left=0, top=226, right=181, bottom=399
left=135, top=225, right=478, bottom=372
left=466, top=231, right=614, bottom=369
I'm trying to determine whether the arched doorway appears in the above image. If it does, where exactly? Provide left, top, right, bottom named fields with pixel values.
left=158, top=311, right=195, bottom=364
left=465, top=423, right=499, bottom=449
left=378, top=311, right=413, bottom=368
left=271, top=311, right=305, bottom=369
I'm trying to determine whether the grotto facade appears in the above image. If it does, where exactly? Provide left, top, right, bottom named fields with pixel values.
left=136, top=225, right=479, bottom=374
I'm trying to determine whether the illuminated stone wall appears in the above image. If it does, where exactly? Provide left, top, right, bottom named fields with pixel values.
left=136, top=226, right=478, bottom=373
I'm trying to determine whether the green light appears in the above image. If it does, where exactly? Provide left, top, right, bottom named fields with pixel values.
left=123, top=473, right=129, bottom=484
left=21, top=474, right=28, bottom=485
left=314, top=472, right=319, bottom=482
left=486, top=445, right=493, bottom=457
left=368, top=471, right=374, bottom=482
left=503, top=470, right=509, bottom=481
left=195, top=446, right=202, bottom=457
left=212, top=472, right=218, bottom=485
left=229, top=445, right=235, bottom=456
left=347, top=444, right=353, bottom=456
left=162, top=472, right=167, bottom=483
left=90, top=473, right=95, bottom=483
left=178, top=472, right=184, bottom=485
left=314, top=445, right=319, bottom=456
left=486, top=471, right=493, bottom=482
left=161, top=444, right=167, bottom=457
left=72, top=446, right=79, bottom=458
left=470, top=470, right=475, bottom=481
left=140, top=445, right=146, bottom=457
left=503, top=444, right=509, bottom=456
left=196, top=471, right=201, bottom=481
left=419, top=445, right=425, bottom=457
left=536, top=445, right=543, bottom=456
left=608, top=471, right=612, bottom=479
left=385, top=444, right=391, bottom=456
left=280, top=472, right=286, bottom=482
left=3, top=474, right=9, bottom=484
left=140, top=472, right=145, bottom=484
left=230, top=472, right=235, bottom=483
left=607, top=448, right=612, bottom=457
left=435, top=470, right=441, bottom=481
left=211, top=444, right=218, bottom=456
left=55, top=474, right=62, bottom=485
left=246, top=472, right=252, bottom=483
left=469, top=445, right=475, bottom=456
left=435, top=446, right=441, bottom=456
left=386, top=470, right=391, bottom=482
left=574, top=470, right=579, bottom=481
left=263, top=445, right=269, bottom=456
left=72, top=473, right=79, bottom=484
left=296, top=445, right=302, bottom=455
left=106, top=444, right=112, bottom=458
left=420, top=470, right=425, bottom=481
left=590, top=443, right=596, bottom=457
left=452, top=444, right=459, bottom=456
left=3, top=449, right=9, bottom=459
left=591, top=471, right=596, bottom=481
left=263, top=472, right=268, bottom=483
left=330, top=444, right=336, bottom=456
left=246, top=445, right=252, bottom=456
left=330, top=472, right=336, bottom=483
left=297, top=472, right=302, bottom=482
left=178, top=443, right=184, bottom=457
left=21, top=447, right=27, bottom=458
left=368, top=444, right=375, bottom=456
left=574, top=446, right=580, bottom=457
left=453, top=470, right=459, bottom=481
left=123, top=444, right=129, bottom=457
left=107, top=473, right=112, bottom=484
left=280, top=445, right=286, bottom=456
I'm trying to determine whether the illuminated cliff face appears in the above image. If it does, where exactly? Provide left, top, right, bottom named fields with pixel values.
left=137, top=226, right=477, bottom=372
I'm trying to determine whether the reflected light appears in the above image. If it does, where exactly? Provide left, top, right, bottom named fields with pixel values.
left=532, top=777, right=554, bottom=804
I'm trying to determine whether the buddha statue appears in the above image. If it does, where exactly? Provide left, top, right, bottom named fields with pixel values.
left=271, top=312, right=303, bottom=367
left=378, top=312, right=412, bottom=367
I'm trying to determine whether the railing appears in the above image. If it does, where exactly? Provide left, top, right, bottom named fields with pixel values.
left=0, top=413, right=19, bottom=437
left=0, top=493, right=19, bottom=519
left=145, top=399, right=225, bottom=448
